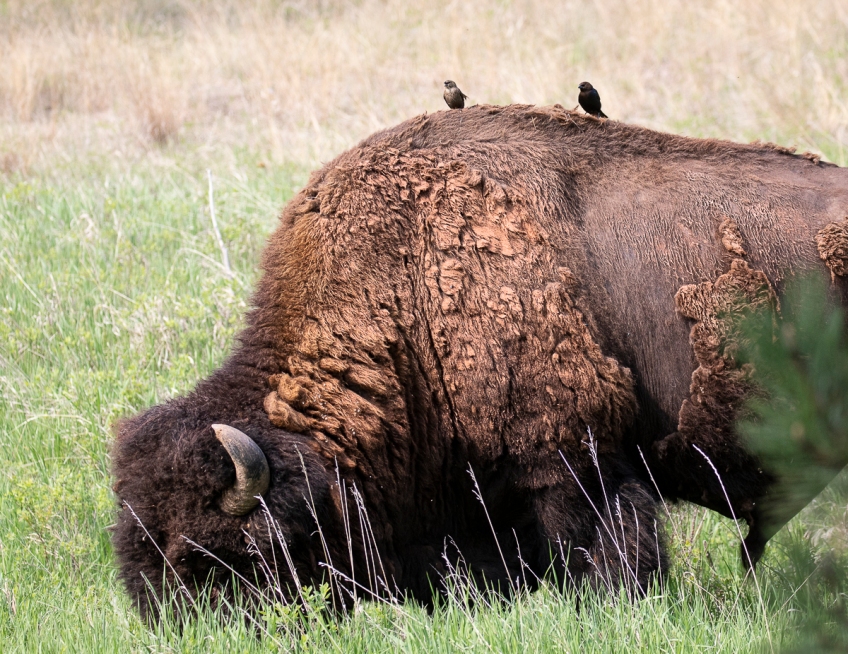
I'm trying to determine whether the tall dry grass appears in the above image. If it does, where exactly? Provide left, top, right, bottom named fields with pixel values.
left=0, top=0, right=847, bottom=172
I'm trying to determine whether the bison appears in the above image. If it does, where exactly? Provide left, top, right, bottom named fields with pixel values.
left=112, top=104, right=848, bottom=619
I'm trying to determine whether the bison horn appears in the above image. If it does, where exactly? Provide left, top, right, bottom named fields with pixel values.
left=212, top=424, right=270, bottom=515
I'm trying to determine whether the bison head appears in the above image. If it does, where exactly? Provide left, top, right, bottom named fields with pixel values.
left=111, top=396, right=337, bottom=621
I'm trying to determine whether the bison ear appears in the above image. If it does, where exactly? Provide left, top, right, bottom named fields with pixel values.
left=212, top=424, right=270, bottom=515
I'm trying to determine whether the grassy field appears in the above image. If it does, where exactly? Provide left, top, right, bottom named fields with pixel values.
left=1, top=1, right=848, bottom=651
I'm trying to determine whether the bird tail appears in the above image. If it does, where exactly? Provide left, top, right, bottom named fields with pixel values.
left=598, top=110, right=608, bottom=119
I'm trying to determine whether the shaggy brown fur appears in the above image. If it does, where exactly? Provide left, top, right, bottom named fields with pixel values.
left=112, top=104, right=848, bottom=619
left=656, top=258, right=778, bottom=564
left=816, top=217, right=848, bottom=279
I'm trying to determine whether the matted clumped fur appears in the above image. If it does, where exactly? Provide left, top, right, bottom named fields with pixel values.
left=112, top=104, right=848, bottom=620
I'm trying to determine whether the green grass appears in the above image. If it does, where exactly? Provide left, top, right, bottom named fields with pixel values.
left=0, top=153, right=295, bottom=651
left=1, top=143, right=847, bottom=652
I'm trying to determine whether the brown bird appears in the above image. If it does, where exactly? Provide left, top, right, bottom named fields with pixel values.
left=578, top=81, right=607, bottom=118
left=443, top=80, right=468, bottom=109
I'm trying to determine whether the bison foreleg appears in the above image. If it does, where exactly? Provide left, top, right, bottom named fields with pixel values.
left=532, top=473, right=666, bottom=594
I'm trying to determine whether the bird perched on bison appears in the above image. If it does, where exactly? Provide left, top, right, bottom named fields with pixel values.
left=443, top=80, right=468, bottom=109
left=112, top=103, right=848, bottom=621
left=578, top=81, right=607, bottom=118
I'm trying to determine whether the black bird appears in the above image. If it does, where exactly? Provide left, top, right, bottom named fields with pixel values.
left=443, top=80, right=468, bottom=109
left=577, top=81, right=607, bottom=118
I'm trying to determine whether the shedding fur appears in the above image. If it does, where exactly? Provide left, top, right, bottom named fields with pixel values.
left=674, top=259, right=776, bottom=458
left=816, top=217, right=848, bottom=279
left=652, top=260, right=777, bottom=512
left=718, top=217, right=746, bottom=257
